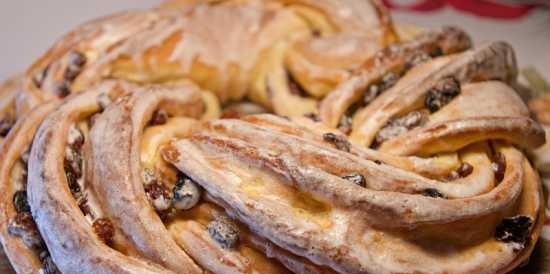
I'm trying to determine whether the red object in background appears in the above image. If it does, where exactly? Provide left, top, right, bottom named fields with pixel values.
left=382, top=0, right=535, bottom=19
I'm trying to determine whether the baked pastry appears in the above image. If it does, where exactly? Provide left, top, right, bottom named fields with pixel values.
left=17, top=0, right=394, bottom=119
left=0, top=0, right=546, bottom=274
left=0, top=75, right=21, bottom=145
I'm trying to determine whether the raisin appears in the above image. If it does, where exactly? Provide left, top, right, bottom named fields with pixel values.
left=0, top=116, right=15, bottom=137
left=322, top=132, right=351, bottom=152
left=422, top=188, right=446, bottom=199
left=172, top=175, right=201, bottom=210
left=39, top=251, right=61, bottom=274
left=64, top=51, right=86, bottom=80
left=406, top=51, right=431, bottom=69
left=67, top=125, right=84, bottom=150
left=424, top=77, right=461, bottom=113
left=495, top=215, right=533, bottom=251
left=304, top=112, right=320, bottom=122
left=65, top=171, right=81, bottom=198
left=363, top=84, right=381, bottom=105
left=430, top=46, right=444, bottom=57
left=287, top=72, right=307, bottom=97
left=341, top=173, right=366, bottom=187
left=78, top=195, right=93, bottom=218
left=8, top=212, right=43, bottom=249
left=150, top=109, right=168, bottom=126
left=207, top=216, right=239, bottom=249
left=374, top=110, right=428, bottom=144
left=447, top=162, right=474, bottom=180
left=32, top=65, right=49, bottom=88
left=492, top=152, right=506, bottom=182
left=92, top=218, right=115, bottom=245
left=145, top=182, right=172, bottom=212
left=64, top=147, right=83, bottom=178
left=379, top=72, right=398, bottom=92
left=337, top=114, right=353, bottom=135
left=13, top=190, right=30, bottom=213
left=142, top=168, right=156, bottom=185
left=54, top=81, right=71, bottom=98
left=67, top=51, right=87, bottom=67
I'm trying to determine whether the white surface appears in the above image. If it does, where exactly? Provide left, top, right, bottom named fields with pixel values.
left=0, top=1, right=548, bottom=80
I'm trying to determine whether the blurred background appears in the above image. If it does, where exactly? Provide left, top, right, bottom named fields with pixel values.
left=0, top=0, right=549, bottom=81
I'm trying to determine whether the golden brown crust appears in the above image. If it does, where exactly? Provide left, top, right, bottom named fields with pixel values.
left=0, top=1, right=545, bottom=274
left=166, top=114, right=542, bottom=274
left=89, top=83, right=204, bottom=273
left=27, top=81, right=175, bottom=274
left=0, top=102, right=58, bottom=274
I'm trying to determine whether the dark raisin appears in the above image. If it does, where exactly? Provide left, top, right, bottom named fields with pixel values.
left=67, top=51, right=87, bottom=67
left=304, top=112, right=320, bottom=122
left=64, top=147, right=83, bottom=178
left=322, top=132, right=351, bottom=152
left=62, top=51, right=86, bottom=83
left=13, top=191, right=30, bottom=213
left=207, top=216, right=239, bottom=249
left=172, top=175, right=201, bottom=210
left=363, top=84, right=381, bottom=105
left=341, top=173, right=366, bottom=187
left=144, top=182, right=172, bottom=212
left=32, top=65, right=49, bottom=88
left=65, top=171, right=81, bottom=197
left=39, top=251, right=60, bottom=274
left=491, top=152, right=506, bottom=182
left=424, top=77, right=461, bottom=113
left=448, top=162, right=474, bottom=180
left=8, top=212, right=43, bottom=249
left=379, top=72, right=398, bottom=92
left=0, top=116, right=15, bottom=137
left=405, top=51, right=432, bottom=69
left=311, top=29, right=321, bottom=37
left=54, top=81, right=71, bottom=98
left=421, top=188, right=446, bottom=199
left=430, top=46, right=444, bottom=57
left=287, top=72, right=308, bottom=97
left=495, top=215, right=533, bottom=251
left=337, top=114, right=353, bottom=135
left=142, top=168, right=156, bottom=185
left=78, top=195, right=93, bottom=218
left=150, top=109, right=168, bottom=126
left=92, top=218, right=115, bottom=245
left=374, top=110, right=429, bottom=144
left=67, top=126, right=84, bottom=150
left=374, top=160, right=382, bottom=165
left=63, top=66, right=81, bottom=81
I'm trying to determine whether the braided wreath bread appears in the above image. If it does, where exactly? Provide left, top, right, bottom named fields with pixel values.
left=0, top=1, right=546, bottom=274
